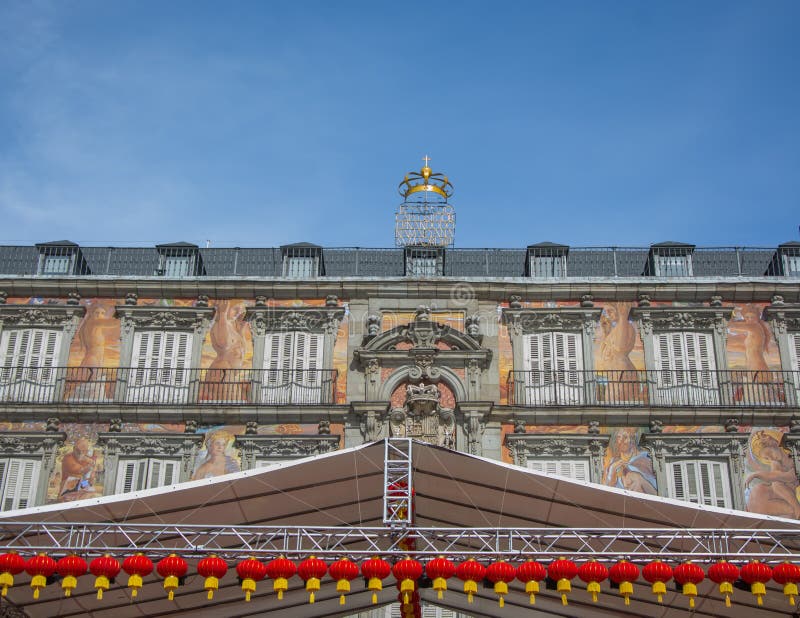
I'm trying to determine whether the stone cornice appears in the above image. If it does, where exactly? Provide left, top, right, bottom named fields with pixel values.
left=501, top=306, right=602, bottom=336
left=114, top=305, right=215, bottom=333
left=2, top=279, right=798, bottom=305
left=244, top=306, right=345, bottom=335
left=0, top=304, right=85, bottom=327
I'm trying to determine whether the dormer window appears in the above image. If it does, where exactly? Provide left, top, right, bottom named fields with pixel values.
left=404, top=247, right=443, bottom=277
left=35, top=241, right=87, bottom=275
left=647, top=242, right=695, bottom=277
left=282, top=243, right=322, bottom=278
left=526, top=243, right=568, bottom=277
left=156, top=242, right=202, bottom=277
left=778, top=242, right=800, bottom=277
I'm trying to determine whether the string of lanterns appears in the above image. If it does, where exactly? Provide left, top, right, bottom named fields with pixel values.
left=1, top=551, right=799, bottom=609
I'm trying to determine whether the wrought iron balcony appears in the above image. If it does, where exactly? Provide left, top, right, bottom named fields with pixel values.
left=507, top=369, right=800, bottom=408
left=0, top=367, right=338, bottom=406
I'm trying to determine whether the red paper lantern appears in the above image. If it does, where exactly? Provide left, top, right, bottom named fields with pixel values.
left=486, top=560, right=516, bottom=607
left=772, top=561, right=800, bottom=606
left=361, top=556, right=391, bottom=604
left=197, top=554, right=228, bottom=600
left=609, top=559, right=639, bottom=606
left=740, top=560, right=772, bottom=606
left=329, top=557, right=359, bottom=605
left=708, top=560, right=739, bottom=608
left=25, top=553, right=56, bottom=600
left=89, top=554, right=120, bottom=600
left=122, top=553, right=153, bottom=598
left=455, top=558, right=486, bottom=604
left=548, top=557, right=578, bottom=606
left=0, top=552, right=26, bottom=597
left=516, top=559, right=546, bottom=605
left=237, top=556, right=267, bottom=601
left=673, top=561, right=704, bottom=608
left=578, top=560, right=609, bottom=603
left=392, top=557, right=423, bottom=605
left=264, top=556, right=295, bottom=600
left=642, top=559, right=672, bottom=603
left=156, top=554, right=187, bottom=601
left=298, top=556, right=327, bottom=604
left=426, top=556, right=456, bottom=600
left=56, top=554, right=87, bottom=598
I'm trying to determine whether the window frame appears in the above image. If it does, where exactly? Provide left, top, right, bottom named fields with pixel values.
left=0, top=431, right=66, bottom=511
left=504, top=433, right=609, bottom=483
left=666, top=458, right=732, bottom=508
left=115, top=457, right=181, bottom=494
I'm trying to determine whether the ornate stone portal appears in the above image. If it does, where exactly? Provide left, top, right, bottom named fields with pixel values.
left=388, top=382, right=456, bottom=448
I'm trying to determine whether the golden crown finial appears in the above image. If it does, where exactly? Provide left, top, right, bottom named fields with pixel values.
left=398, top=156, right=453, bottom=200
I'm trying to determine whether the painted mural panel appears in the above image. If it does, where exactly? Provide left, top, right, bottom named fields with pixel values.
left=745, top=428, right=800, bottom=518
left=602, top=428, right=658, bottom=495
left=49, top=423, right=108, bottom=503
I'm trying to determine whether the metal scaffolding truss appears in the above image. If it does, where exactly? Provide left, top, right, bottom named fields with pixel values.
left=2, top=523, right=800, bottom=562
left=383, top=437, right=413, bottom=527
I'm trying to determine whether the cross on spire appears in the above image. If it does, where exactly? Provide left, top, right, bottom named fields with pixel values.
left=422, top=155, right=431, bottom=168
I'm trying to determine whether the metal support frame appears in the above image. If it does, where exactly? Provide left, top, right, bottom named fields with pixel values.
left=1, top=524, right=800, bottom=562
left=383, top=437, right=413, bottom=527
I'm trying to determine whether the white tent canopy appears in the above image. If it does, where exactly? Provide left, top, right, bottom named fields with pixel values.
left=1, top=439, right=799, bottom=618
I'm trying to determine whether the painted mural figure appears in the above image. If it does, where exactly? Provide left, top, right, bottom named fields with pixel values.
left=597, top=303, right=642, bottom=402
left=604, top=428, right=657, bottom=495
left=745, top=430, right=800, bottom=518
left=191, top=431, right=241, bottom=479
left=70, top=301, right=119, bottom=400
left=59, top=438, right=97, bottom=497
left=727, top=306, right=782, bottom=403
left=201, top=300, right=248, bottom=401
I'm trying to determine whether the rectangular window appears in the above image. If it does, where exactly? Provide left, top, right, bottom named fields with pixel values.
left=530, top=255, right=566, bottom=277
left=0, top=328, right=61, bottom=402
left=42, top=255, right=72, bottom=275
left=116, top=458, right=179, bottom=494
left=527, top=458, right=590, bottom=482
left=653, top=331, right=718, bottom=405
left=127, top=330, right=193, bottom=403
left=654, top=253, right=693, bottom=277
left=521, top=331, right=584, bottom=405
left=284, top=256, right=317, bottom=278
left=667, top=460, right=731, bottom=508
left=783, top=254, right=800, bottom=277
left=0, top=458, right=41, bottom=511
left=164, top=256, right=192, bottom=277
left=262, top=331, right=324, bottom=403
left=408, top=256, right=438, bottom=277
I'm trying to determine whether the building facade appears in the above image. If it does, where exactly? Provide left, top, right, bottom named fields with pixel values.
left=0, top=236, right=799, bottom=519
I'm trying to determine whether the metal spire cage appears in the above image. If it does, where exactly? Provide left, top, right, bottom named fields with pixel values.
left=395, top=156, right=456, bottom=248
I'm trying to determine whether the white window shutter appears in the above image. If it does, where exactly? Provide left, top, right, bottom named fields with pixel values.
left=117, top=460, right=145, bottom=494
left=131, top=331, right=153, bottom=386
left=528, top=459, right=590, bottom=481
left=1, top=459, right=40, bottom=511
left=172, top=332, right=191, bottom=385
left=668, top=460, right=730, bottom=508
left=789, top=334, right=800, bottom=372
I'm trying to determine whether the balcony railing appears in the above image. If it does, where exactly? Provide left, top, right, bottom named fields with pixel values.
left=507, top=370, right=800, bottom=408
left=0, top=367, right=338, bottom=406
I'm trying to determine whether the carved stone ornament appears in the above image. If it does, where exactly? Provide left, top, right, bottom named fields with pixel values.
left=234, top=435, right=340, bottom=460
left=0, top=432, right=66, bottom=455
left=388, top=382, right=456, bottom=448
left=630, top=305, right=733, bottom=336
left=763, top=304, right=800, bottom=334
left=0, top=304, right=85, bottom=327
left=504, top=433, right=610, bottom=470
left=640, top=432, right=748, bottom=461
left=97, top=433, right=204, bottom=457
left=500, top=306, right=602, bottom=337
left=114, top=305, right=215, bottom=335
left=244, top=306, right=345, bottom=336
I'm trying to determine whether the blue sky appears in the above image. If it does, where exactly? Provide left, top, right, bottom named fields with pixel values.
left=1, top=1, right=798, bottom=248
